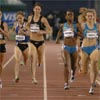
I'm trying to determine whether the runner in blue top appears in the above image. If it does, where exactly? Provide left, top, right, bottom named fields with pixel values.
left=56, top=10, right=82, bottom=90
left=11, top=11, right=30, bottom=83
left=80, top=9, right=100, bottom=94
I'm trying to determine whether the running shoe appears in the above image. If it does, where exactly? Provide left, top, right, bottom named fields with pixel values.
left=20, top=61, right=24, bottom=66
left=69, top=70, right=75, bottom=82
left=37, top=63, right=42, bottom=67
left=15, top=77, right=19, bottom=83
left=92, top=83, right=96, bottom=87
left=89, top=87, right=94, bottom=94
left=64, top=83, right=69, bottom=90
left=69, top=76, right=75, bottom=82
left=32, top=78, right=38, bottom=84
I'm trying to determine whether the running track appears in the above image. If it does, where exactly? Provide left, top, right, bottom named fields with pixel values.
left=0, top=41, right=100, bottom=100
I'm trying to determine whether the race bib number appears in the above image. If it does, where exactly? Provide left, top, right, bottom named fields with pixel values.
left=63, top=28, right=74, bottom=37
left=0, top=34, right=3, bottom=39
left=30, top=24, right=40, bottom=32
left=87, top=33, right=98, bottom=38
left=16, top=35, right=25, bottom=41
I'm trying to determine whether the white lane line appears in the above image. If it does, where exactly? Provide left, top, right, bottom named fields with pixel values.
left=96, top=79, right=100, bottom=86
left=43, top=49, right=47, bottom=100
left=3, top=55, right=14, bottom=69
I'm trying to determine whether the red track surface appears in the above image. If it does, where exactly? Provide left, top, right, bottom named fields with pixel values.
left=0, top=41, right=100, bottom=100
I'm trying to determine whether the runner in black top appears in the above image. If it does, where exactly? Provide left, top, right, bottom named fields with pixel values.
left=0, top=8, right=9, bottom=88
left=28, top=2, right=52, bottom=84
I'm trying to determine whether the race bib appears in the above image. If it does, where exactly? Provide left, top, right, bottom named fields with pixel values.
left=30, top=24, right=40, bottom=32
left=16, top=35, right=25, bottom=41
left=0, top=34, right=3, bottom=39
left=87, top=33, right=98, bottom=38
left=63, top=28, right=74, bottom=37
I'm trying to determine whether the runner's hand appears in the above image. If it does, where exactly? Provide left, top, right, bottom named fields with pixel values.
left=37, top=30, right=46, bottom=35
left=0, top=28, right=3, bottom=33
left=18, top=29, right=26, bottom=35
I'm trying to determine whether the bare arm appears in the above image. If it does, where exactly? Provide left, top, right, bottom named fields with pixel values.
left=77, top=23, right=84, bottom=38
left=0, top=22, right=9, bottom=38
left=9, top=22, right=17, bottom=34
left=27, top=15, right=32, bottom=26
left=96, top=23, right=100, bottom=45
left=97, top=23, right=100, bottom=35
left=56, top=24, right=63, bottom=43
left=41, top=17, right=52, bottom=34
left=19, top=23, right=30, bottom=36
left=81, top=23, right=85, bottom=34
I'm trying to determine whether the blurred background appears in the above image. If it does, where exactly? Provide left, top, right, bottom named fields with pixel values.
left=0, top=0, right=100, bottom=40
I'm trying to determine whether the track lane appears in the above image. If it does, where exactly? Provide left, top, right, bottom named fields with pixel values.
left=0, top=41, right=100, bottom=100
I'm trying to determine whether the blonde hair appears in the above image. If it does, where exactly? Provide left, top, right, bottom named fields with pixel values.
left=85, top=9, right=96, bottom=22
left=85, top=9, right=95, bottom=15
left=79, top=7, right=88, bottom=14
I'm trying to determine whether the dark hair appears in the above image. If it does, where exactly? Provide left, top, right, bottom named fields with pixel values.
left=64, top=10, right=74, bottom=16
left=33, top=2, right=42, bottom=9
left=16, top=11, right=25, bottom=17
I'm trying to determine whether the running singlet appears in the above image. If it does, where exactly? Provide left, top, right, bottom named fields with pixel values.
left=0, top=21, right=4, bottom=40
left=63, top=22, right=77, bottom=38
left=82, top=23, right=98, bottom=54
left=63, top=22, right=78, bottom=54
left=30, top=15, right=45, bottom=33
left=15, top=23, right=29, bottom=42
left=83, top=23, right=98, bottom=39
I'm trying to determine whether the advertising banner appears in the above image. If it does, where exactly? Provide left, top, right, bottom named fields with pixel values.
left=2, top=12, right=16, bottom=27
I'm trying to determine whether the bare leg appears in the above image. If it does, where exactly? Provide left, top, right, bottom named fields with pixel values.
left=71, top=51, right=78, bottom=76
left=14, top=46, right=22, bottom=82
left=90, top=60, right=98, bottom=86
left=0, top=53, right=5, bottom=80
left=89, top=49, right=99, bottom=94
left=29, top=43, right=38, bottom=84
left=63, top=50, right=71, bottom=89
left=80, top=51, right=89, bottom=74
left=0, top=53, right=5, bottom=88
left=22, top=47, right=29, bottom=65
left=37, top=44, right=45, bottom=67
